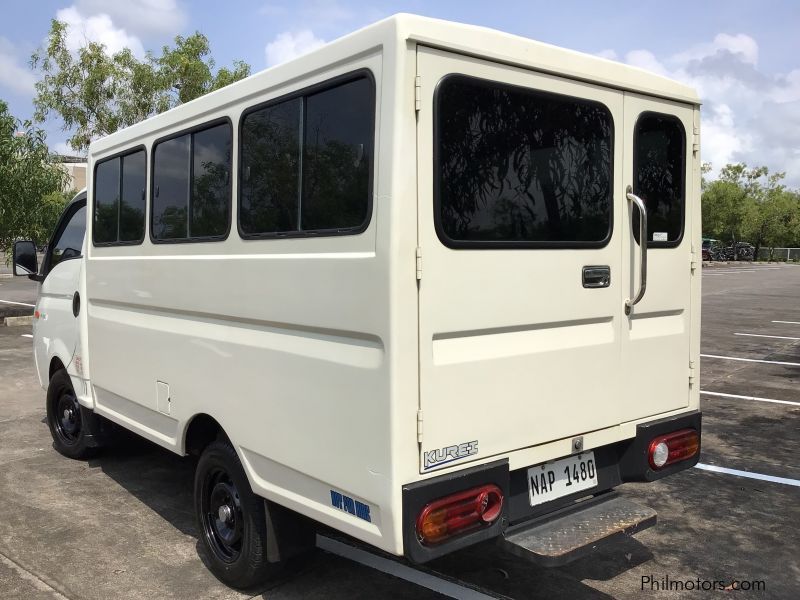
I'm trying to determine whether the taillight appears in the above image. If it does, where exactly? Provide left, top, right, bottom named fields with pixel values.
left=416, top=484, right=503, bottom=546
left=648, top=429, right=700, bottom=470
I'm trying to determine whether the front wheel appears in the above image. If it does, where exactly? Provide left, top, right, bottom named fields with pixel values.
left=46, top=369, right=100, bottom=459
left=194, top=440, right=277, bottom=588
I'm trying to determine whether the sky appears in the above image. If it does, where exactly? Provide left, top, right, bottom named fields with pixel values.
left=2, top=0, right=800, bottom=186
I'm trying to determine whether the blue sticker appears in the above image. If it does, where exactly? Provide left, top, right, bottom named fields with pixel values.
left=330, top=489, right=371, bottom=523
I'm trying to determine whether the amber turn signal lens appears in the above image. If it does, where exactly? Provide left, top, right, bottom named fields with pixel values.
left=416, top=484, right=503, bottom=546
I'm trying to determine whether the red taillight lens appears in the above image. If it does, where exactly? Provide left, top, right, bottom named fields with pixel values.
left=648, top=428, right=700, bottom=470
left=416, top=484, right=503, bottom=546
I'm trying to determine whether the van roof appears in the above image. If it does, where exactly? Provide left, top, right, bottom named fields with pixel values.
left=395, top=13, right=699, bottom=104
left=92, top=13, right=699, bottom=155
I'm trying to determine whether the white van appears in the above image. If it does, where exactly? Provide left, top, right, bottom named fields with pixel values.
left=13, top=14, right=702, bottom=588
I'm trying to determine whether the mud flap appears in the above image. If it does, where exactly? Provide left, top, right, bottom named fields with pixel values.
left=498, top=492, right=657, bottom=566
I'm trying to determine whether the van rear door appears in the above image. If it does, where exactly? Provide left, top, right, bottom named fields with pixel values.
left=415, top=47, right=694, bottom=472
left=618, top=94, right=694, bottom=422
left=416, top=47, right=625, bottom=472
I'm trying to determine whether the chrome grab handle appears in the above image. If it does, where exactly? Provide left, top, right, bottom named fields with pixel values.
left=625, top=185, right=647, bottom=315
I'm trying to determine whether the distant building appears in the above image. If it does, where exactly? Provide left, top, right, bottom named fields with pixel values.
left=57, top=155, right=87, bottom=192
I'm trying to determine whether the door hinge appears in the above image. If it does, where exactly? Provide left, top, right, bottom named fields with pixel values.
left=688, top=360, right=696, bottom=387
left=692, top=126, right=700, bottom=156
left=690, top=246, right=698, bottom=274
left=417, top=409, right=424, bottom=442
left=414, top=75, right=421, bottom=113
left=415, top=246, right=422, bottom=280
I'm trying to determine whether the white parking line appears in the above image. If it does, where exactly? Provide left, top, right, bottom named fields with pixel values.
left=703, top=267, right=781, bottom=273
left=20, top=334, right=33, bottom=339
left=700, top=390, right=800, bottom=407
left=734, top=332, right=800, bottom=341
left=772, top=320, right=800, bottom=325
left=700, top=354, right=800, bottom=367
left=0, top=299, right=35, bottom=307
left=695, top=463, right=800, bottom=488
left=317, top=535, right=497, bottom=600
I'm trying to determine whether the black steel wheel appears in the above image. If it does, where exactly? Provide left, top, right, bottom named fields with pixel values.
left=201, top=467, right=245, bottom=563
left=194, top=439, right=277, bottom=588
left=46, top=369, right=99, bottom=459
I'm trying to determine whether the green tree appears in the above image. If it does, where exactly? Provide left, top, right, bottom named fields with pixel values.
left=701, top=178, right=751, bottom=245
left=31, top=20, right=250, bottom=153
left=0, top=100, right=70, bottom=255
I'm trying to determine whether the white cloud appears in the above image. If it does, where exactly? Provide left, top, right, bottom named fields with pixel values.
left=595, top=49, right=618, bottom=61
left=265, top=30, right=325, bottom=67
left=605, top=33, right=800, bottom=187
left=56, top=6, right=145, bottom=57
left=75, top=0, right=186, bottom=37
left=0, top=38, right=37, bottom=96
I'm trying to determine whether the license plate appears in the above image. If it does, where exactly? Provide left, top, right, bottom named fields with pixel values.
left=527, top=451, right=597, bottom=507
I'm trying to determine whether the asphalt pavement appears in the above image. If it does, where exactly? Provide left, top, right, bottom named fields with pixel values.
left=0, top=262, right=798, bottom=599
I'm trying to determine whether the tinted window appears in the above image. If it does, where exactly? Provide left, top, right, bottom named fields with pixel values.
left=633, top=113, right=685, bottom=244
left=302, top=78, right=372, bottom=230
left=152, top=123, right=232, bottom=241
left=51, top=206, right=86, bottom=269
left=240, top=99, right=301, bottom=234
left=191, top=124, right=231, bottom=237
left=436, top=76, right=613, bottom=246
left=153, top=135, right=190, bottom=240
left=120, top=151, right=146, bottom=241
left=94, top=159, right=120, bottom=244
left=238, top=75, right=373, bottom=237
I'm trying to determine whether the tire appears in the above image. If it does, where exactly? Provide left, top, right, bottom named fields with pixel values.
left=194, top=439, right=277, bottom=588
left=46, top=369, right=99, bottom=459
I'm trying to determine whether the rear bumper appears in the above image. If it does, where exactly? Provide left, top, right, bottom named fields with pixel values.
left=402, top=410, right=701, bottom=563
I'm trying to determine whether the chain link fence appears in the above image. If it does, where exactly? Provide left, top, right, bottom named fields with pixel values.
left=755, top=247, right=800, bottom=261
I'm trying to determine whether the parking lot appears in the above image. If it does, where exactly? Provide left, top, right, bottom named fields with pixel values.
left=1, top=263, right=798, bottom=599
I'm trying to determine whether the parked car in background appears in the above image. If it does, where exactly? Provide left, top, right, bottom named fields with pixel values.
left=702, top=238, right=722, bottom=261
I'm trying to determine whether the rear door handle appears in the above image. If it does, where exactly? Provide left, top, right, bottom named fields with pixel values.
left=583, top=266, right=610, bottom=288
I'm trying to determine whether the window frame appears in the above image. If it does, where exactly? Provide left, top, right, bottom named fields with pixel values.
left=237, top=68, right=376, bottom=240
left=433, top=73, right=616, bottom=250
left=43, top=195, right=87, bottom=278
left=92, top=145, right=147, bottom=247
left=149, top=117, right=234, bottom=244
left=632, top=110, right=687, bottom=249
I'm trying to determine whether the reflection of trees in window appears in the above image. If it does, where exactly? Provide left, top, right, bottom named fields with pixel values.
left=438, top=76, right=612, bottom=243
left=634, top=115, right=684, bottom=242
left=156, top=205, right=188, bottom=238
left=153, top=135, right=190, bottom=240
left=239, top=76, right=372, bottom=236
left=120, top=151, right=146, bottom=241
left=152, top=124, right=231, bottom=240
left=192, top=160, right=229, bottom=237
left=191, top=124, right=230, bottom=237
left=302, top=78, right=371, bottom=231
left=94, top=151, right=146, bottom=244
left=94, top=158, right=119, bottom=243
left=240, top=99, right=300, bottom=234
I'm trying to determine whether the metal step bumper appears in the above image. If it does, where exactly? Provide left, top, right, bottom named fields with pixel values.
left=498, top=492, right=657, bottom=566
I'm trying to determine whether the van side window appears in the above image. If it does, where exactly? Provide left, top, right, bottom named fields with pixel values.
left=239, top=74, right=373, bottom=237
left=152, top=121, right=232, bottom=241
left=51, top=205, right=86, bottom=270
left=240, top=99, right=301, bottom=233
left=435, top=75, right=613, bottom=248
left=93, top=149, right=146, bottom=245
left=633, top=113, right=686, bottom=245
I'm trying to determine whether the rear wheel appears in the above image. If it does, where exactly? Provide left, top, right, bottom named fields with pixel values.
left=195, top=439, right=277, bottom=588
left=46, top=369, right=99, bottom=459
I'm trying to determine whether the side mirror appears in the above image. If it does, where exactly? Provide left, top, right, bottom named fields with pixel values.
left=12, top=240, right=38, bottom=277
